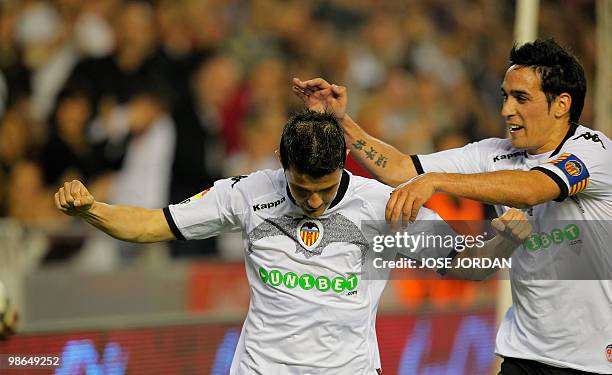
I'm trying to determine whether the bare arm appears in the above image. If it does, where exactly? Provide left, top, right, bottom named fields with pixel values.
left=54, top=180, right=174, bottom=243
left=292, top=78, right=415, bottom=186
left=447, top=209, right=531, bottom=280
left=386, top=169, right=560, bottom=225
left=432, top=170, right=560, bottom=208
left=77, top=202, right=173, bottom=242
left=342, top=115, right=417, bottom=186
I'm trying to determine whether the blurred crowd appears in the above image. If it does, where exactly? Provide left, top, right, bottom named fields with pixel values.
left=0, top=0, right=597, bottom=263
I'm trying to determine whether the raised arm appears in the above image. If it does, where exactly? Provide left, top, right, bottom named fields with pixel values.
left=293, top=78, right=416, bottom=186
left=54, top=180, right=174, bottom=243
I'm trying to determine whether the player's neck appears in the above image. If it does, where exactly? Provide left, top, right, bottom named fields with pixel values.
left=528, top=121, right=573, bottom=155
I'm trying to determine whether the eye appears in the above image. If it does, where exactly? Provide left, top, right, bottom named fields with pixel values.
left=322, top=185, right=338, bottom=194
left=516, top=96, right=528, bottom=103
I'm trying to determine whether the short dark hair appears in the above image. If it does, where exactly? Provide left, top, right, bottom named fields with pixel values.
left=509, top=38, right=586, bottom=124
left=280, top=110, right=346, bottom=177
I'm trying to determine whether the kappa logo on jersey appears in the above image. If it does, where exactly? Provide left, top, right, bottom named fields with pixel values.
left=230, top=175, right=248, bottom=188
left=297, top=218, right=323, bottom=249
left=493, top=150, right=527, bottom=163
left=179, top=188, right=210, bottom=205
left=573, top=132, right=606, bottom=149
left=253, top=197, right=285, bottom=212
left=547, top=153, right=590, bottom=196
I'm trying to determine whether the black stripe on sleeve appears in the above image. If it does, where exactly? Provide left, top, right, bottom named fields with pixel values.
left=410, top=154, right=425, bottom=175
left=163, top=207, right=186, bottom=240
left=531, top=166, right=568, bottom=202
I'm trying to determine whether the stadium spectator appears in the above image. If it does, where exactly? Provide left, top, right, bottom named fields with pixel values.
left=39, top=85, right=106, bottom=188
left=14, top=1, right=79, bottom=125
left=66, top=0, right=172, bottom=112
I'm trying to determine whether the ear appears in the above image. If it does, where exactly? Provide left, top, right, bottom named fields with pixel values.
left=274, top=149, right=281, bottom=164
left=554, top=93, right=572, bottom=119
left=345, top=148, right=350, bottom=157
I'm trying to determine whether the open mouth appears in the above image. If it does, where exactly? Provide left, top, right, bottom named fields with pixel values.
left=509, top=125, right=524, bottom=133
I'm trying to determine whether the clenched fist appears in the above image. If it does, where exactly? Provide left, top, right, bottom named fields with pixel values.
left=491, top=208, right=532, bottom=245
left=54, top=180, right=95, bottom=216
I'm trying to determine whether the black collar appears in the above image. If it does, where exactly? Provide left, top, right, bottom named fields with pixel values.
left=550, top=122, right=579, bottom=157
left=285, top=170, right=350, bottom=210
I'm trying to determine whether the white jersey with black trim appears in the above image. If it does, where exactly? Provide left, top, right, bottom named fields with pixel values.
left=413, top=123, right=612, bottom=373
left=164, top=169, right=445, bottom=374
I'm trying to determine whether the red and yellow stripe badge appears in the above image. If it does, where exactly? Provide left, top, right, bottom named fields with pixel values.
left=546, top=153, right=590, bottom=196
left=300, top=230, right=319, bottom=246
left=569, top=179, right=588, bottom=195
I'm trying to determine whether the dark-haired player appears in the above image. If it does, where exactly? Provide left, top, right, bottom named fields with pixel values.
left=294, top=38, right=612, bottom=374
left=54, top=110, right=529, bottom=374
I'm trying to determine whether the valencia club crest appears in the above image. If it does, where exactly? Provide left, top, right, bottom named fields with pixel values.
left=296, top=218, right=323, bottom=251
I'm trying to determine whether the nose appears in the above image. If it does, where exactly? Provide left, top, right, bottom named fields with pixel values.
left=307, top=193, right=324, bottom=210
left=501, top=97, right=514, bottom=118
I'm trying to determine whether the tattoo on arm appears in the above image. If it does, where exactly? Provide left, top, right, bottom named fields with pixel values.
left=364, top=147, right=377, bottom=160
left=352, top=140, right=366, bottom=150
left=375, top=155, right=388, bottom=168
left=351, top=139, right=388, bottom=168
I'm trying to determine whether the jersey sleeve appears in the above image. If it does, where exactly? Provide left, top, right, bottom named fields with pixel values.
left=163, top=176, right=246, bottom=240
left=531, top=132, right=612, bottom=202
left=412, top=139, right=503, bottom=175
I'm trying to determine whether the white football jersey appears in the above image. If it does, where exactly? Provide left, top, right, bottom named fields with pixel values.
left=414, top=123, right=612, bottom=373
left=164, top=169, right=446, bottom=374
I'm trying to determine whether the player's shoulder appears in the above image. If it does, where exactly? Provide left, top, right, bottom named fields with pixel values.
left=343, top=173, right=393, bottom=221
left=467, top=137, right=529, bottom=166
left=564, top=124, right=611, bottom=155
left=552, top=125, right=611, bottom=173
left=219, top=169, right=285, bottom=198
left=472, top=137, right=514, bottom=152
left=350, top=173, right=394, bottom=197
